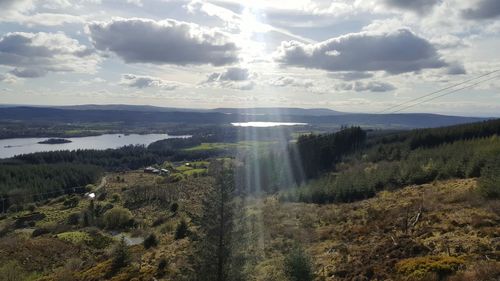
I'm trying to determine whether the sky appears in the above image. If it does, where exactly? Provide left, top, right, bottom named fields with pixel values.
left=0, top=0, right=499, bottom=116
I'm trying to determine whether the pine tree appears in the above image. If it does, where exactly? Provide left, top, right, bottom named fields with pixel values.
left=194, top=160, right=242, bottom=281
left=284, top=245, right=314, bottom=281
left=479, top=155, right=500, bottom=198
left=110, top=236, right=130, bottom=274
left=174, top=219, right=189, bottom=240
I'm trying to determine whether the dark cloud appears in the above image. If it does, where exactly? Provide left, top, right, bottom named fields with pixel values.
left=274, top=29, right=447, bottom=75
left=462, top=0, right=500, bottom=20
left=446, top=63, right=466, bottom=75
left=354, top=81, right=396, bottom=92
left=206, top=67, right=250, bottom=82
left=203, top=67, right=255, bottom=90
left=383, top=0, right=440, bottom=14
left=87, top=18, right=239, bottom=66
left=0, top=32, right=97, bottom=78
left=120, top=74, right=180, bottom=90
left=335, top=72, right=374, bottom=81
left=10, top=68, right=47, bottom=78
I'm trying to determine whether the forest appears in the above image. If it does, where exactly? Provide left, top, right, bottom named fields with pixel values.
left=0, top=164, right=102, bottom=212
left=281, top=119, right=500, bottom=203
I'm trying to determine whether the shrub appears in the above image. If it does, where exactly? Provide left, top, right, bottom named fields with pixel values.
left=156, top=258, right=168, bottom=278
left=143, top=233, right=158, bottom=249
left=152, top=216, right=167, bottom=227
left=56, top=231, right=92, bottom=245
left=31, top=227, right=50, bottom=237
left=103, top=207, right=133, bottom=230
left=284, top=246, right=314, bottom=281
left=396, top=256, right=465, bottom=281
left=27, top=204, right=36, bottom=212
left=174, top=219, right=189, bottom=240
left=97, top=191, right=107, bottom=201
left=63, top=196, right=79, bottom=208
left=111, top=193, right=121, bottom=203
left=170, top=202, right=179, bottom=214
left=67, top=212, right=80, bottom=225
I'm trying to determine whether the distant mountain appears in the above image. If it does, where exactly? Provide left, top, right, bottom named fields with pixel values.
left=52, top=105, right=345, bottom=116
left=211, top=107, right=345, bottom=116
left=52, top=104, right=212, bottom=113
left=0, top=106, right=490, bottom=129
left=0, top=104, right=345, bottom=116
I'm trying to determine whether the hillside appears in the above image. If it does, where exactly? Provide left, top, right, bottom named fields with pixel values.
left=0, top=173, right=497, bottom=281
left=0, top=118, right=498, bottom=281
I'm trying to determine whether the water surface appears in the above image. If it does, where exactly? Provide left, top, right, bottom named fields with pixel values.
left=0, top=134, right=188, bottom=159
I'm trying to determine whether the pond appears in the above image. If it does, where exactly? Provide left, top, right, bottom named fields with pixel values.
left=0, top=133, right=189, bottom=159
left=231, top=122, right=308, bottom=127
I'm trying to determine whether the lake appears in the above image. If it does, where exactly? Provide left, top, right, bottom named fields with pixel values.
left=231, top=122, right=308, bottom=127
left=0, top=134, right=189, bottom=159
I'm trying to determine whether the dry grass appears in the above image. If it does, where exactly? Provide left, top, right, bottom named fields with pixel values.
left=243, top=178, right=499, bottom=281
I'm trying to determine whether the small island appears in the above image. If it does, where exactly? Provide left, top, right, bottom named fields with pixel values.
left=38, top=138, right=72, bottom=144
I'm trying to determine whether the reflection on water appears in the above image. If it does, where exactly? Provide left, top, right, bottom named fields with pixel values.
left=231, top=122, right=307, bottom=127
left=0, top=134, right=189, bottom=159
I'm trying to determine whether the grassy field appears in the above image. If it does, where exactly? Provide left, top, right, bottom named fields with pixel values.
left=184, top=141, right=275, bottom=152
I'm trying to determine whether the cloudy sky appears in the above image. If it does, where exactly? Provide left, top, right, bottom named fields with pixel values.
left=0, top=0, right=499, bottom=116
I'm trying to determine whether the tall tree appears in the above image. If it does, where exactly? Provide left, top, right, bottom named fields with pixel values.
left=195, top=159, right=243, bottom=281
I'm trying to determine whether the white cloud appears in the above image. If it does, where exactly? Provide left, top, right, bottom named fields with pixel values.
left=87, top=17, right=240, bottom=66
left=0, top=0, right=84, bottom=26
left=126, top=0, right=143, bottom=7
left=0, top=32, right=99, bottom=78
left=120, top=74, right=182, bottom=90
left=0, top=73, right=17, bottom=84
left=274, top=29, right=447, bottom=75
left=268, top=76, right=314, bottom=88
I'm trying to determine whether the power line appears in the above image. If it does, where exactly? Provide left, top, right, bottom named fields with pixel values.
left=390, top=74, right=500, bottom=114
left=377, top=69, right=500, bottom=114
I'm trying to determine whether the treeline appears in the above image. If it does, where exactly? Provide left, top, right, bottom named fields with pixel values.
left=235, top=127, right=366, bottom=194
left=12, top=145, right=168, bottom=171
left=0, top=164, right=102, bottom=211
left=367, top=119, right=500, bottom=159
left=407, top=118, right=500, bottom=149
left=281, top=119, right=500, bottom=204
left=295, top=127, right=366, bottom=178
left=11, top=142, right=225, bottom=171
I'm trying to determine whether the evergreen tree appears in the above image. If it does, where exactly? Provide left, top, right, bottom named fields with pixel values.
left=479, top=155, right=500, bottom=198
left=284, top=246, right=314, bottom=281
left=174, top=219, right=189, bottom=240
left=194, top=160, right=242, bottom=281
left=144, top=233, right=159, bottom=249
left=110, top=236, right=130, bottom=274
